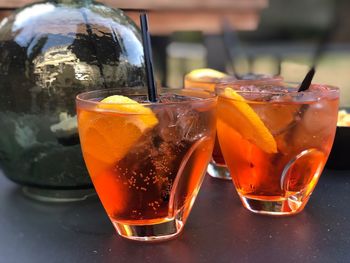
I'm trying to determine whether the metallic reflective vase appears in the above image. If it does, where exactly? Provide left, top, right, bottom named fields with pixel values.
left=0, top=0, right=146, bottom=201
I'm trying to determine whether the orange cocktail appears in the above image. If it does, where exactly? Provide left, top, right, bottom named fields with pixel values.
left=216, top=83, right=339, bottom=215
left=76, top=88, right=216, bottom=241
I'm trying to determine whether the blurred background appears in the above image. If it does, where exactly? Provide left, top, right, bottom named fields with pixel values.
left=150, top=0, right=349, bottom=106
left=0, top=0, right=349, bottom=105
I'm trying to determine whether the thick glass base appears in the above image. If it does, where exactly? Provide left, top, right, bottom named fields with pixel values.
left=240, top=195, right=308, bottom=216
left=113, top=218, right=184, bottom=242
left=22, top=186, right=96, bottom=202
left=207, top=160, right=231, bottom=180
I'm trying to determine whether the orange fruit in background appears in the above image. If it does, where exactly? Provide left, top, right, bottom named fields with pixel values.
left=184, top=68, right=228, bottom=91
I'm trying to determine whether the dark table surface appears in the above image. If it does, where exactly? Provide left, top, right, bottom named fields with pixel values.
left=0, top=169, right=349, bottom=263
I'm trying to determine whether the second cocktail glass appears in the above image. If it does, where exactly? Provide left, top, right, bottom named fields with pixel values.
left=216, top=82, right=339, bottom=215
left=76, top=88, right=216, bottom=241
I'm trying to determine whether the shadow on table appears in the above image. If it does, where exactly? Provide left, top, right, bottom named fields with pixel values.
left=1, top=185, right=114, bottom=236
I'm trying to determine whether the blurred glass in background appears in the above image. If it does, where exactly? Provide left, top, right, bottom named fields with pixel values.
left=156, top=0, right=350, bottom=107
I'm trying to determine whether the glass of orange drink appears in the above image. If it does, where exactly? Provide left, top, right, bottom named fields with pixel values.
left=76, top=87, right=216, bottom=241
left=216, top=82, right=339, bottom=215
left=185, top=68, right=283, bottom=181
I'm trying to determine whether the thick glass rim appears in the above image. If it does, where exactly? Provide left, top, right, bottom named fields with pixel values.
left=218, top=74, right=283, bottom=85
left=216, top=82, right=339, bottom=98
left=185, top=74, right=283, bottom=85
left=76, top=87, right=217, bottom=107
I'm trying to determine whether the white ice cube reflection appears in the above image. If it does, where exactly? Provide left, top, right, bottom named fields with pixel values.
left=238, top=85, right=295, bottom=102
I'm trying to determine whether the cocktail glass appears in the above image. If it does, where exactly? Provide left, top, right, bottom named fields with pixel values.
left=76, top=88, right=216, bottom=241
left=216, top=82, right=339, bottom=215
left=185, top=70, right=283, bottom=180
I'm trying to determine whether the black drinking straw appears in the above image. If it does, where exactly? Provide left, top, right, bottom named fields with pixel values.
left=298, top=67, right=316, bottom=92
left=140, top=13, right=158, bottom=102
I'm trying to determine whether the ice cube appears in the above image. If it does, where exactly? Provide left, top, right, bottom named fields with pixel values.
left=235, top=85, right=294, bottom=102
left=154, top=95, right=203, bottom=142
left=173, top=105, right=199, bottom=140
left=253, top=103, right=301, bottom=136
left=299, top=101, right=337, bottom=135
left=239, top=85, right=262, bottom=92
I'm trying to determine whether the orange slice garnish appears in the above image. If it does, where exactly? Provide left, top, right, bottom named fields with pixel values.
left=78, top=95, right=158, bottom=169
left=217, top=87, right=277, bottom=154
left=99, top=95, right=158, bottom=132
